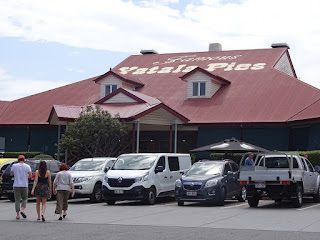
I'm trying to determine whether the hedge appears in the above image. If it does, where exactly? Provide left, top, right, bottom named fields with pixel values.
left=3, top=152, right=42, bottom=159
left=210, top=151, right=320, bottom=167
left=33, top=154, right=54, bottom=159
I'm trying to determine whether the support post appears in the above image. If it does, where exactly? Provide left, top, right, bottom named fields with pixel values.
left=136, top=119, right=140, bottom=153
left=169, top=125, right=173, bottom=153
left=57, top=125, right=61, bottom=161
left=174, top=122, right=178, bottom=153
left=64, top=122, right=69, bottom=164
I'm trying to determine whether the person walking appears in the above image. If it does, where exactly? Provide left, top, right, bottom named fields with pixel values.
left=53, top=163, right=75, bottom=220
left=31, top=161, right=52, bottom=221
left=10, top=155, right=32, bottom=220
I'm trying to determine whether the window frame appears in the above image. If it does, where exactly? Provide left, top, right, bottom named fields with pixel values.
left=192, top=82, right=206, bottom=97
left=105, top=84, right=118, bottom=95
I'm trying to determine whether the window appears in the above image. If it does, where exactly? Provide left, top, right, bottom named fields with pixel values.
left=192, top=82, right=206, bottom=97
left=105, top=85, right=117, bottom=95
left=305, top=159, right=314, bottom=172
left=156, top=156, right=166, bottom=168
left=224, top=163, right=232, bottom=175
left=168, top=157, right=179, bottom=171
left=292, top=157, right=299, bottom=168
left=230, top=162, right=239, bottom=172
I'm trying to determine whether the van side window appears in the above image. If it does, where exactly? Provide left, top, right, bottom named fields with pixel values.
left=156, top=157, right=165, bottom=168
left=168, top=157, right=179, bottom=171
left=306, top=159, right=314, bottom=172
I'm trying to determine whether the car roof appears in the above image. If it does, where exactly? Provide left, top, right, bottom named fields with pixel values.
left=78, top=157, right=116, bottom=162
left=198, top=159, right=236, bottom=164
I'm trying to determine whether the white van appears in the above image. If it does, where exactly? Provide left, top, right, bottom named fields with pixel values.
left=69, top=157, right=116, bottom=202
left=102, top=153, right=192, bottom=205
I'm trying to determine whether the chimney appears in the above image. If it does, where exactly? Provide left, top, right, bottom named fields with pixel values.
left=209, top=43, right=222, bottom=52
left=271, top=43, right=290, bottom=49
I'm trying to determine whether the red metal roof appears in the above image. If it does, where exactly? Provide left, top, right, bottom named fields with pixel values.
left=0, top=101, right=10, bottom=118
left=288, top=98, right=320, bottom=122
left=1, top=47, right=319, bottom=125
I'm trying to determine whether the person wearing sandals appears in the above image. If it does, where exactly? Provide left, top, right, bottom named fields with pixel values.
left=31, top=161, right=52, bottom=221
left=53, top=163, right=75, bottom=220
left=10, top=155, right=32, bottom=220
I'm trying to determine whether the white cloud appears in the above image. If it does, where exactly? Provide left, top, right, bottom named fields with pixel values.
left=0, top=66, right=72, bottom=101
left=0, top=0, right=320, bottom=88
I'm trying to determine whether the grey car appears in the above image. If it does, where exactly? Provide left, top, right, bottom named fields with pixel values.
left=175, top=160, right=246, bottom=206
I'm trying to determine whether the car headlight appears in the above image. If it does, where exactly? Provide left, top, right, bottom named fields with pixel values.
left=205, top=179, right=218, bottom=188
left=135, top=174, right=148, bottom=183
left=175, top=179, right=182, bottom=188
left=74, top=176, right=93, bottom=183
left=104, top=175, right=108, bottom=183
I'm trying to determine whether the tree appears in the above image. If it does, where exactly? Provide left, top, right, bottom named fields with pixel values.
left=60, top=105, right=129, bottom=165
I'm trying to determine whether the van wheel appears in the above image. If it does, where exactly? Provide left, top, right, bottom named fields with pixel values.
left=237, top=187, right=246, bottom=202
left=90, top=183, right=102, bottom=203
left=145, top=187, right=156, bottom=205
left=106, top=200, right=116, bottom=205
left=292, top=186, right=303, bottom=208
left=178, top=201, right=184, bottom=206
left=217, top=187, right=226, bottom=206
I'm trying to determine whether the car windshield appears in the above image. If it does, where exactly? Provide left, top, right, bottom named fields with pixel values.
left=112, top=155, right=157, bottom=170
left=187, top=162, right=223, bottom=176
left=70, top=160, right=105, bottom=171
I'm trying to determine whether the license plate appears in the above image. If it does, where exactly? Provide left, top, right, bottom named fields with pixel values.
left=255, top=182, right=266, bottom=188
left=114, top=189, right=124, bottom=194
left=186, top=191, right=197, bottom=196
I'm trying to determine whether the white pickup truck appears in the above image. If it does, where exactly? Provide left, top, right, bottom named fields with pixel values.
left=239, top=153, right=320, bottom=208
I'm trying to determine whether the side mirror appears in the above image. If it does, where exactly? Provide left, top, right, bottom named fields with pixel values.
left=314, top=166, right=320, bottom=173
left=180, top=171, right=185, bottom=175
left=155, top=166, right=164, bottom=173
left=104, top=167, right=110, bottom=173
left=227, top=171, right=233, bottom=176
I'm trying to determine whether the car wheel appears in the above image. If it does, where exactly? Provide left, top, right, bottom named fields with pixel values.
left=90, top=183, right=102, bottom=203
left=217, top=187, right=226, bottom=206
left=106, top=200, right=116, bottom=205
left=177, top=201, right=184, bottom=206
left=292, top=186, right=303, bottom=208
left=237, top=187, right=246, bottom=202
left=248, top=195, right=259, bottom=207
left=313, top=185, right=320, bottom=203
left=145, top=187, right=156, bottom=205
left=8, top=194, right=15, bottom=202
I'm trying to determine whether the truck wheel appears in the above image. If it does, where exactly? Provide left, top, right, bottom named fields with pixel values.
left=106, top=200, right=116, bottom=205
left=237, top=187, right=246, bottom=202
left=292, top=186, right=303, bottom=208
left=178, top=201, right=184, bottom=206
left=248, top=195, right=259, bottom=207
left=145, top=187, right=156, bottom=205
left=313, top=185, right=320, bottom=203
left=90, top=183, right=102, bottom=203
left=217, top=187, right=226, bottom=206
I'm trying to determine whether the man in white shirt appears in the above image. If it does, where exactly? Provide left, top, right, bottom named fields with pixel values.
left=10, top=155, right=32, bottom=220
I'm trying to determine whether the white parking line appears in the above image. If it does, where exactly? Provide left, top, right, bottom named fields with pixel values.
left=296, top=203, right=320, bottom=211
left=221, top=203, right=247, bottom=209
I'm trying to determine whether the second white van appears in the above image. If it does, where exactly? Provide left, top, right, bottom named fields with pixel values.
left=102, top=153, right=191, bottom=205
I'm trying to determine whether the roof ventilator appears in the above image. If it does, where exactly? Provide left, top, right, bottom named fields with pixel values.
left=140, top=49, right=158, bottom=55
left=271, top=43, right=290, bottom=49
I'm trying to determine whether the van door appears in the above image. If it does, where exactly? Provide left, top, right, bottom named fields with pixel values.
left=154, top=156, right=170, bottom=194
left=168, top=156, right=181, bottom=191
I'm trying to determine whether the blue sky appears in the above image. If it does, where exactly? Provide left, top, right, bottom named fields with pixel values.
left=1, top=0, right=320, bottom=101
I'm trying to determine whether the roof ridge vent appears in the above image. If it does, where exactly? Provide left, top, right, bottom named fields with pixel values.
left=140, top=49, right=158, bottom=55
left=271, top=43, right=290, bottom=49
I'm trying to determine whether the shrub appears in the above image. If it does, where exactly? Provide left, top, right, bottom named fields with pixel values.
left=33, top=154, right=53, bottom=159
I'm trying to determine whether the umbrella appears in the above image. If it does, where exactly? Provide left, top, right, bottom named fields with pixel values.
left=191, top=137, right=270, bottom=153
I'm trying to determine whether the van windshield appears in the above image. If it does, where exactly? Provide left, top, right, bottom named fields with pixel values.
left=112, top=155, right=157, bottom=170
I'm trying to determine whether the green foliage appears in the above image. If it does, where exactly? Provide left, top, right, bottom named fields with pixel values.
left=284, top=151, right=320, bottom=167
left=33, top=154, right=53, bottom=159
left=3, top=152, right=42, bottom=159
left=60, top=105, right=129, bottom=165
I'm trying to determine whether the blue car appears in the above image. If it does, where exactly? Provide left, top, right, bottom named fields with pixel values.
left=175, top=160, right=246, bottom=206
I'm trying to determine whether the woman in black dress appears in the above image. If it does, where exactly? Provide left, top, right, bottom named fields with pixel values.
left=31, top=161, right=52, bottom=221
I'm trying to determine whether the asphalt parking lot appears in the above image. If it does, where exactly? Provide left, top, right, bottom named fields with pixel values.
left=1, top=196, right=320, bottom=233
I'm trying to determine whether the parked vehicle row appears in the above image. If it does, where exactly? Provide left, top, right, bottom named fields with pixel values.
left=1, top=152, right=320, bottom=209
